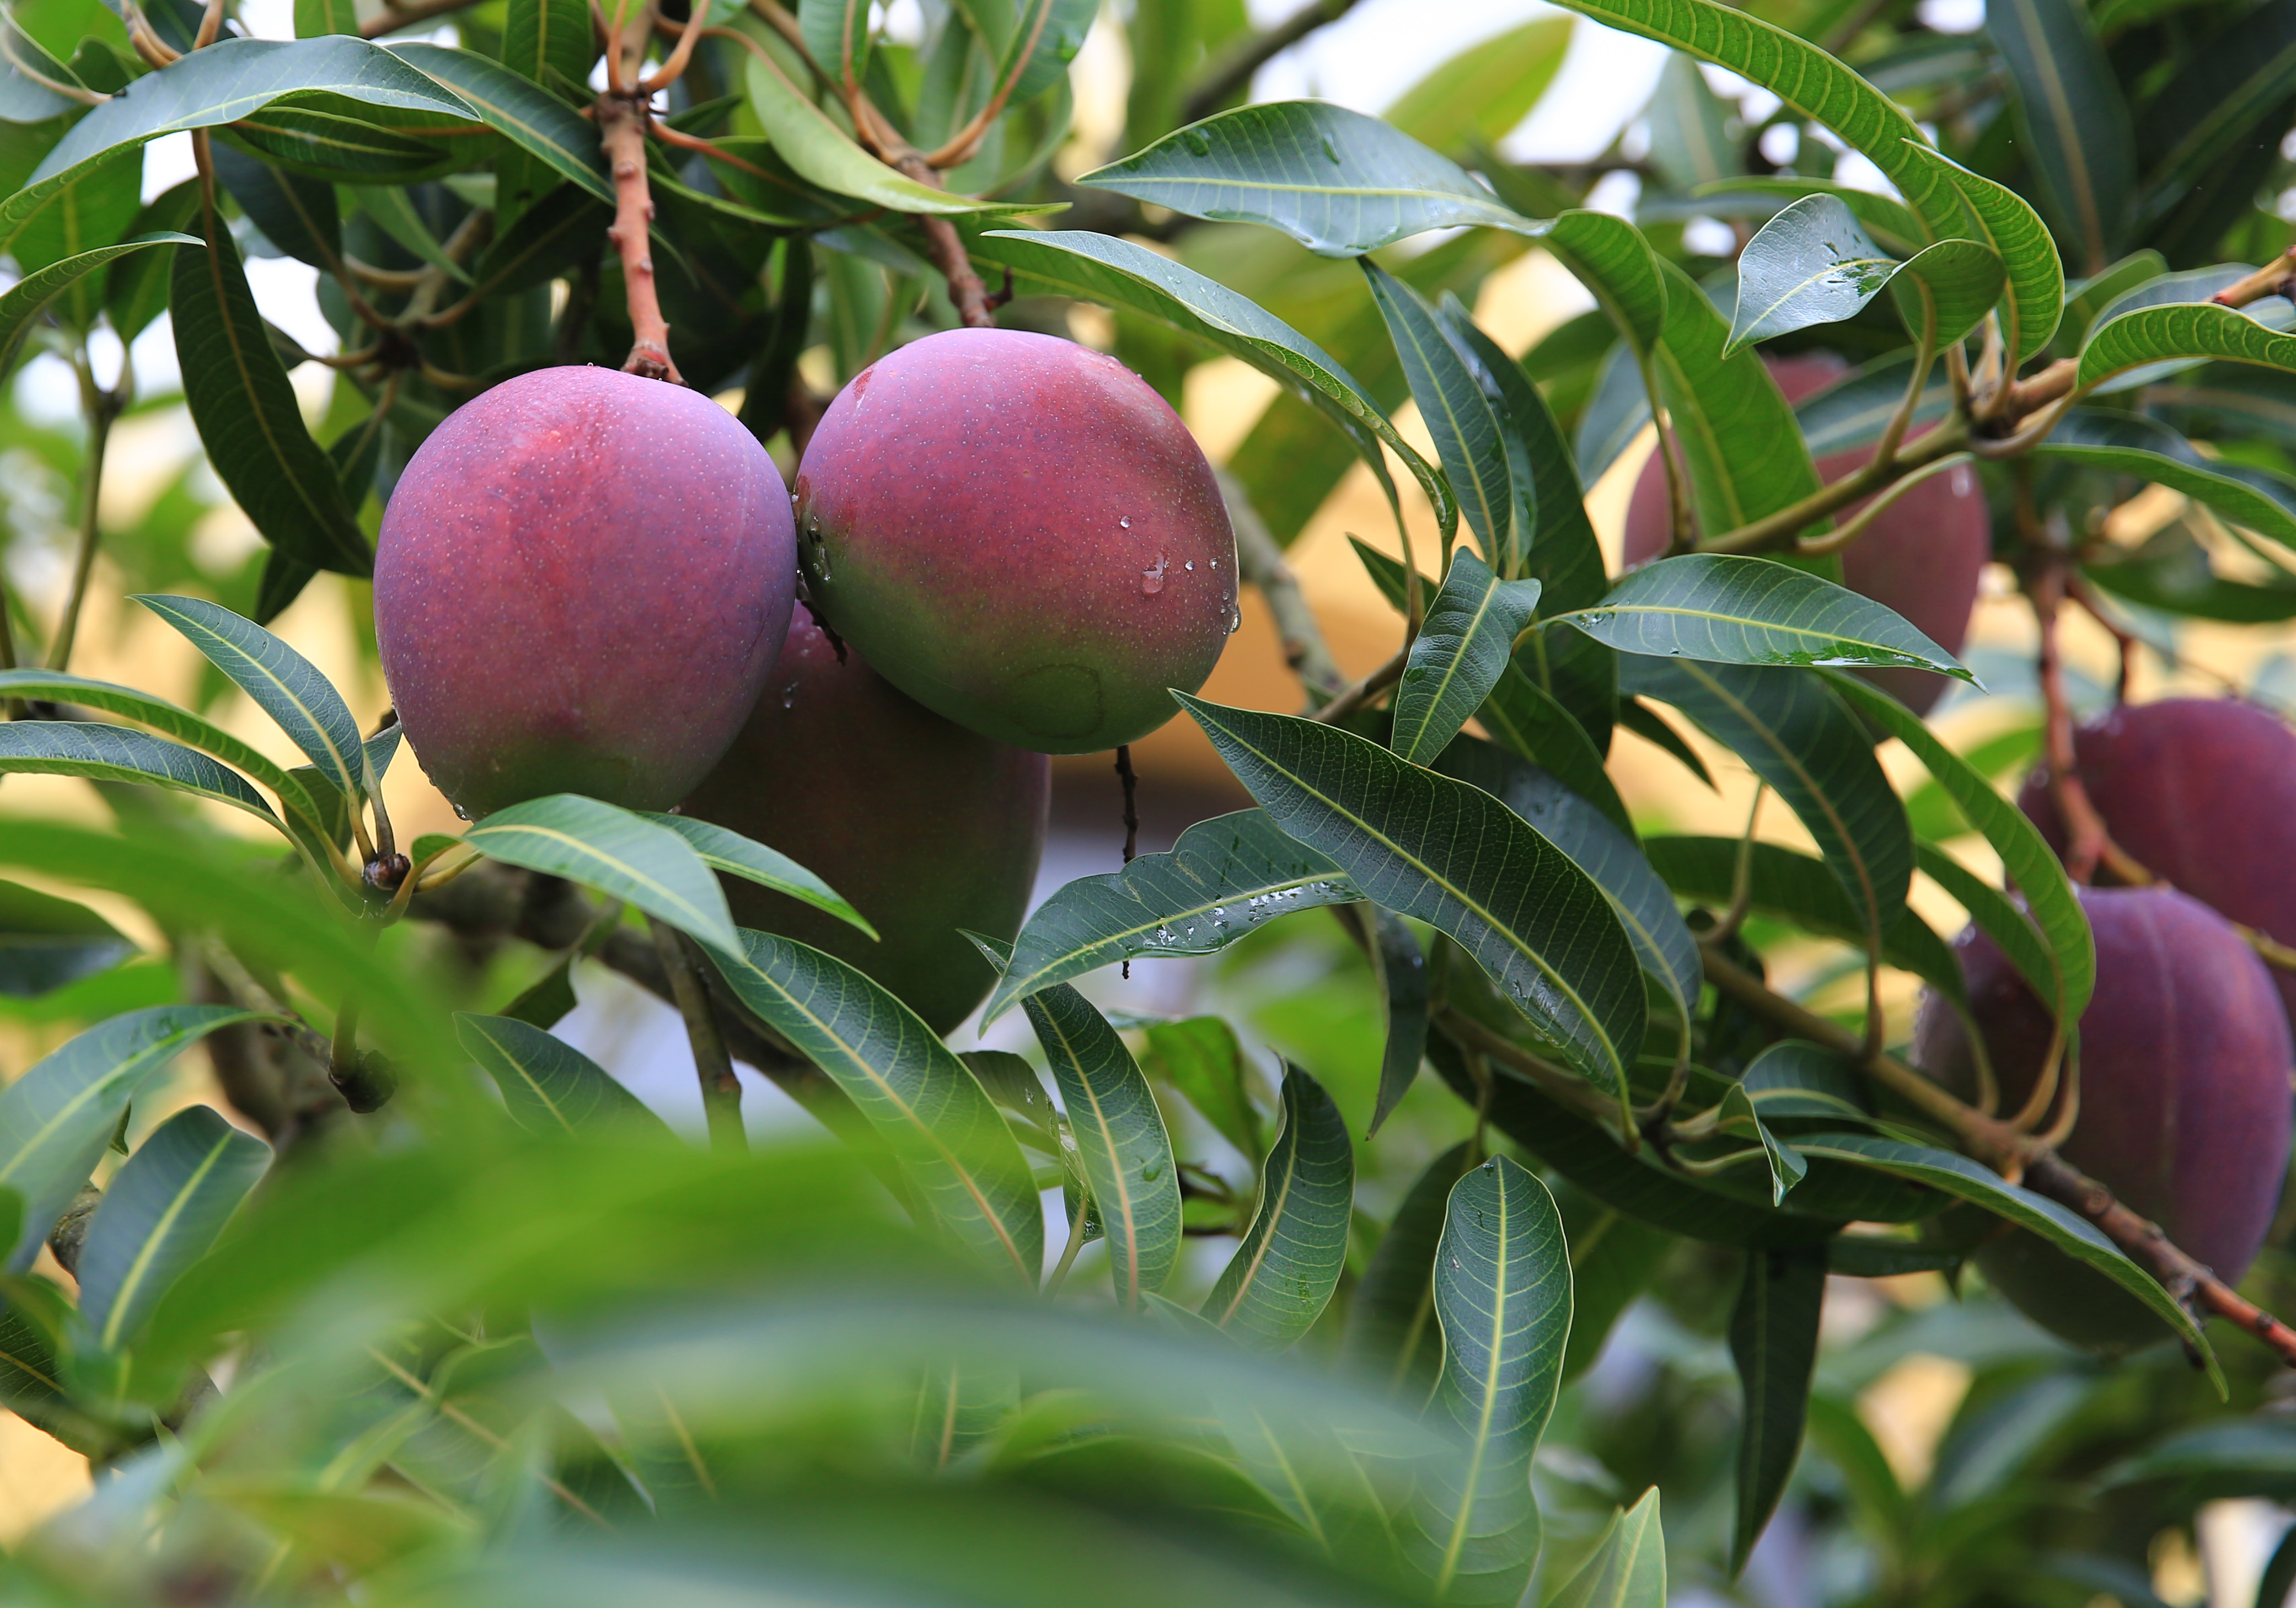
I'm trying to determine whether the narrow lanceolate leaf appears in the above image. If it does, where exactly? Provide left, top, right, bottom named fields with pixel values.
left=972, top=228, right=1452, bottom=533
left=0, top=722, right=281, bottom=828
left=1914, top=842, right=2058, bottom=1019
left=1392, top=550, right=1543, bottom=764
left=1539, top=209, right=1670, bottom=361
left=0, top=1006, right=264, bottom=1272
left=389, top=42, right=610, bottom=206
left=2034, top=410, right=2296, bottom=547
left=502, top=0, right=593, bottom=88
left=1822, top=672, right=2092, bottom=1025
left=1200, top=1067, right=1353, bottom=1350
left=706, top=929, right=1042, bottom=1282
left=133, top=594, right=367, bottom=798
left=1418, top=1156, right=1570, bottom=1605
left=1795, top=1132, right=2219, bottom=1384
left=1728, top=1243, right=1825, bottom=1573
left=985, top=808, right=1358, bottom=1022
left=455, top=1014, right=672, bottom=1140
left=466, top=796, right=738, bottom=952
left=1080, top=101, right=1538, bottom=255
left=1560, top=554, right=1971, bottom=678
left=77, top=1106, right=269, bottom=1354
left=1343, top=1141, right=1473, bottom=1398
left=1551, top=1489, right=1667, bottom=1608
left=212, top=142, right=341, bottom=271
left=1365, top=262, right=1511, bottom=563
left=2078, top=301, right=2296, bottom=391
left=1623, top=660, right=1913, bottom=949
left=1367, top=909, right=1430, bottom=1138
left=0, top=235, right=197, bottom=382
left=1987, top=0, right=2132, bottom=272
left=1477, top=660, right=1633, bottom=834
left=800, top=0, right=873, bottom=88
left=1901, top=143, right=2063, bottom=366
left=638, top=813, right=875, bottom=938
left=1726, top=195, right=2003, bottom=353
left=0, top=882, right=134, bottom=1000
left=1018, top=985, right=1181, bottom=1307
left=1180, top=698, right=1646, bottom=1098
left=167, top=207, right=371, bottom=577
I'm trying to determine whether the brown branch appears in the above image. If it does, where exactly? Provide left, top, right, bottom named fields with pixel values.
left=1179, top=0, right=1364, bottom=126
left=1698, top=416, right=1970, bottom=555
left=597, top=94, right=680, bottom=382
left=2211, top=246, right=2296, bottom=311
left=1221, top=469, right=1346, bottom=705
left=921, top=0, right=1058, bottom=169
left=650, top=916, right=745, bottom=1151
left=359, top=0, right=482, bottom=36
left=894, top=153, right=994, bottom=328
left=1311, top=646, right=1407, bottom=725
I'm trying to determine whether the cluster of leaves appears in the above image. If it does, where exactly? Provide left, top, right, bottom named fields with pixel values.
left=7, top=0, right=2296, bottom=1601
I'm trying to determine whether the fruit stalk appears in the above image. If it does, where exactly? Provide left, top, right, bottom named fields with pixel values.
left=598, top=94, right=682, bottom=382
left=652, top=916, right=745, bottom=1151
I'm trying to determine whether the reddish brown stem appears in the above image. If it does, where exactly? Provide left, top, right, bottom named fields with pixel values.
left=2211, top=247, right=2296, bottom=310
left=894, top=153, right=994, bottom=329
left=597, top=95, right=681, bottom=383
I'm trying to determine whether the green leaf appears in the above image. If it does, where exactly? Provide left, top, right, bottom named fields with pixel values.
left=1792, top=350, right=1954, bottom=458
left=464, top=795, right=738, bottom=951
left=1138, top=1016, right=1262, bottom=1160
left=0, top=881, right=134, bottom=999
left=1391, top=549, right=1543, bottom=765
left=2035, top=409, right=2296, bottom=546
left=105, top=182, right=201, bottom=342
left=1541, top=209, right=1670, bottom=360
left=1558, top=1183, right=1675, bottom=1381
left=0, top=232, right=195, bottom=383
left=471, top=180, right=608, bottom=297
left=454, top=1013, right=673, bottom=1140
left=77, top=1105, right=268, bottom=1353
left=2077, top=301, right=2296, bottom=392
left=295, top=0, right=360, bottom=34
left=0, top=721, right=282, bottom=827
left=1821, top=671, right=2092, bottom=1026
left=1200, top=1066, right=1353, bottom=1350
left=211, top=141, right=340, bottom=270
left=10, top=144, right=141, bottom=331
left=1018, top=984, right=1182, bottom=1307
left=498, top=956, right=577, bottom=1030
left=1385, top=16, right=1571, bottom=153
left=1367, top=908, right=1430, bottom=1138
left=1079, top=100, right=1539, bottom=256
left=21, top=36, right=473, bottom=198
left=1987, top=0, right=2132, bottom=271
left=2133, top=4, right=2296, bottom=234
left=740, top=49, right=1044, bottom=218
left=1900, top=142, right=2063, bottom=366
left=956, top=0, right=1096, bottom=108
left=388, top=42, right=610, bottom=206
left=705, top=929, right=1042, bottom=1282
left=1180, top=696, right=1646, bottom=1101
left=503, top=0, right=593, bottom=88
left=1695, top=175, right=1924, bottom=252
left=1417, top=1155, right=1570, bottom=1604
left=970, top=228, right=1451, bottom=534
left=1364, top=260, right=1510, bottom=562
left=637, top=813, right=875, bottom=939
left=167, top=207, right=371, bottom=577
left=0, top=18, right=84, bottom=121
left=1548, top=1488, right=1667, bottom=1608
left=133, top=594, right=367, bottom=800
left=1343, top=1141, right=1472, bottom=1397
left=800, top=0, right=874, bottom=87
left=1645, top=51, right=1740, bottom=194
left=1618, top=696, right=1714, bottom=789
left=346, top=183, right=468, bottom=282
left=1794, top=1132, right=2219, bottom=1386
left=1563, top=554, right=1971, bottom=678
left=0, top=1005, right=262, bottom=1271
left=1728, top=1243, right=1825, bottom=1573
left=1725, top=194, right=2002, bottom=353
left=1532, top=0, right=1964, bottom=240
left=1913, top=841, right=2056, bottom=1016
left=1623, top=660, right=1912, bottom=949
left=1476, top=656, right=1633, bottom=834
left=985, top=809, right=1358, bottom=1023
left=222, top=103, right=457, bottom=183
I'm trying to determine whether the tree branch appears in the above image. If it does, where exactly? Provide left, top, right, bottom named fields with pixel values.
left=360, top=0, right=483, bottom=36
left=597, top=94, right=680, bottom=382
left=1179, top=0, right=1364, bottom=126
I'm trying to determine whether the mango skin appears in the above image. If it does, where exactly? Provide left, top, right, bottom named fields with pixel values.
left=375, top=366, right=796, bottom=818
left=1914, top=886, right=2292, bottom=1349
left=793, top=328, right=1237, bottom=754
left=682, top=609, right=1050, bottom=1035
left=1622, top=353, right=1989, bottom=714
left=2019, top=698, right=2296, bottom=1023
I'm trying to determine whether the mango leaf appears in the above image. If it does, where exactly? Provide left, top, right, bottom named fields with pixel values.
left=77, top=1105, right=269, bottom=1354
left=0, top=721, right=281, bottom=827
left=971, top=228, right=1452, bottom=534
left=1079, top=100, right=1537, bottom=255
left=503, top=0, right=594, bottom=88
left=984, top=809, right=1358, bottom=1023
left=1912, top=843, right=2056, bottom=1017
left=463, top=798, right=731, bottom=950
left=1138, top=1017, right=1262, bottom=1161
left=1558, top=1184, right=1673, bottom=1382
left=959, top=0, right=1096, bottom=107
left=1794, top=1132, right=2219, bottom=1385
left=1181, top=696, right=1647, bottom=1101
left=1367, top=908, right=1430, bottom=1139
left=1793, top=351, right=1954, bottom=458
left=212, top=141, right=340, bottom=270
left=1477, top=657, right=1633, bottom=834
left=223, top=103, right=458, bottom=184
left=1385, top=16, right=1571, bottom=154
left=1549, top=1489, right=1667, bottom=1608
left=1988, top=0, right=2132, bottom=272
left=1821, top=671, right=2093, bottom=1025
left=800, top=0, right=874, bottom=87
left=167, top=207, right=371, bottom=577
left=2077, top=301, right=2296, bottom=391
left=1742, top=1041, right=1875, bottom=1125
left=1541, top=208, right=1670, bottom=359
left=455, top=1014, right=672, bottom=1140
left=1560, top=554, right=1970, bottom=678
left=1618, top=697, right=1714, bottom=789
left=1623, top=660, right=1912, bottom=948
left=706, top=929, right=1041, bottom=1282
left=1018, top=983, right=1181, bottom=1307
left=0, top=233, right=194, bottom=381
left=1200, top=1066, right=1353, bottom=1349
left=1364, top=260, right=1509, bottom=563
left=0, top=882, right=134, bottom=999
left=1901, top=142, right=2063, bottom=365
left=106, top=183, right=201, bottom=342
left=1391, top=549, right=1543, bottom=765
left=346, top=183, right=468, bottom=282
left=1343, top=1141, right=1473, bottom=1397
left=1416, top=1155, right=1570, bottom=1605
left=0, top=1006, right=262, bottom=1272
left=133, top=594, right=367, bottom=801
left=1725, top=194, right=2002, bottom=352
left=637, top=813, right=875, bottom=939
left=2133, top=4, right=2296, bottom=233
left=2035, top=410, right=2296, bottom=546
left=1694, top=174, right=1923, bottom=251
left=1728, top=1243, right=1825, bottom=1573
left=388, top=42, right=610, bottom=205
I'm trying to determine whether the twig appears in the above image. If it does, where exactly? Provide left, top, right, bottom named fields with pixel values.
left=1113, top=746, right=1139, bottom=865
left=1794, top=453, right=1975, bottom=558
left=191, top=0, right=223, bottom=49
left=358, top=0, right=482, bottom=36
left=1222, top=470, right=1345, bottom=704
left=1311, top=646, right=1407, bottom=725
left=1699, top=417, right=1970, bottom=554
left=1179, top=0, right=1362, bottom=126
left=650, top=916, right=745, bottom=1151
left=921, top=0, right=1058, bottom=169
left=597, top=94, right=680, bottom=382
left=47, top=346, right=120, bottom=673
left=2210, top=246, right=2296, bottom=311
